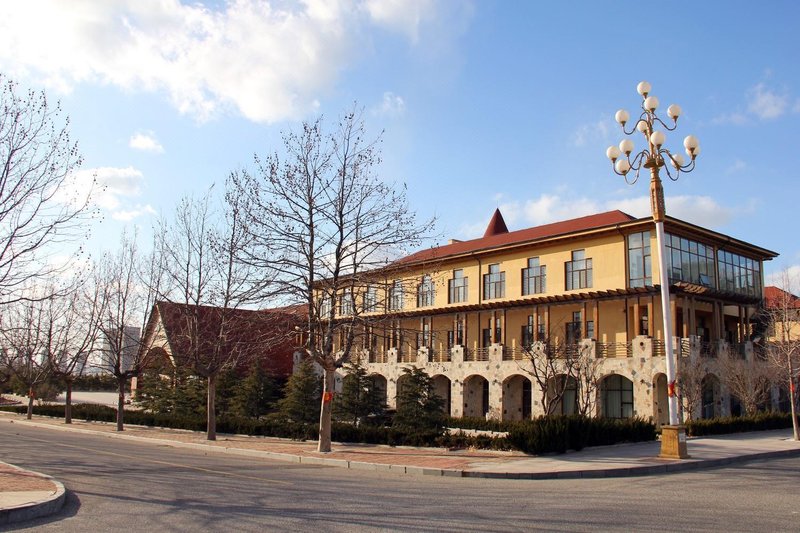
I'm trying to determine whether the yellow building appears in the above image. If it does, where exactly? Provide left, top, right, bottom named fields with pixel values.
left=326, top=209, right=777, bottom=424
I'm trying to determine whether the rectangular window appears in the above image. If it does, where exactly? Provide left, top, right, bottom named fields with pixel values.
left=417, top=318, right=431, bottom=349
left=627, top=231, right=652, bottom=288
left=522, top=257, right=546, bottom=295
left=362, top=285, right=377, bottom=312
left=566, top=310, right=582, bottom=344
left=665, top=233, right=716, bottom=288
left=417, top=275, right=435, bottom=307
left=389, top=280, right=404, bottom=311
left=565, top=250, right=593, bottom=290
left=448, top=269, right=468, bottom=303
left=339, top=291, right=354, bottom=316
left=521, top=315, right=534, bottom=347
left=716, top=249, right=761, bottom=297
left=320, top=294, right=333, bottom=317
left=483, top=263, right=505, bottom=300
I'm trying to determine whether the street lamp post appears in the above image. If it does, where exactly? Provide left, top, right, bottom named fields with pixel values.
left=606, top=81, right=700, bottom=458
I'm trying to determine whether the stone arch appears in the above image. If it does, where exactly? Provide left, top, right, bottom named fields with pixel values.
left=369, top=373, right=388, bottom=408
left=431, top=374, right=452, bottom=415
left=463, top=374, right=489, bottom=418
left=653, top=372, right=669, bottom=426
left=547, top=374, right=578, bottom=416
left=600, top=373, right=634, bottom=418
left=701, top=373, right=721, bottom=419
left=395, top=372, right=411, bottom=411
left=502, top=374, right=531, bottom=421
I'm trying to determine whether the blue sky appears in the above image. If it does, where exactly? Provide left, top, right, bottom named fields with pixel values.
left=1, top=0, right=798, bottom=281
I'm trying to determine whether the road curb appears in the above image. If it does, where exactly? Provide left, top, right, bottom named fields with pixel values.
left=0, top=464, right=65, bottom=526
left=4, top=416, right=800, bottom=480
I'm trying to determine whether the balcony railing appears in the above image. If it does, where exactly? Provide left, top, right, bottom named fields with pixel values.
left=431, top=349, right=451, bottom=362
left=596, top=342, right=632, bottom=358
left=466, top=347, right=490, bottom=362
left=398, top=351, right=416, bottom=363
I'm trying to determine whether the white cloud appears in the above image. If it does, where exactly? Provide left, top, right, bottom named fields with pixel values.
left=0, top=1, right=461, bottom=123
left=364, top=0, right=436, bottom=43
left=572, top=119, right=611, bottom=147
left=112, top=205, right=158, bottom=221
left=747, top=82, right=789, bottom=120
left=129, top=131, right=164, bottom=153
left=711, top=111, right=748, bottom=126
left=458, top=193, right=736, bottom=239
left=70, top=166, right=155, bottom=222
left=765, top=266, right=800, bottom=290
left=372, top=91, right=405, bottom=117
left=725, top=159, right=747, bottom=174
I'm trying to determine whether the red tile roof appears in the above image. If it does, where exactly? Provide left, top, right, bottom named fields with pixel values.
left=395, top=210, right=636, bottom=266
left=147, top=301, right=306, bottom=377
left=764, top=286, right=800, bottom=309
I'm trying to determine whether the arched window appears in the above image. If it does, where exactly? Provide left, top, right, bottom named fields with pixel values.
left=601, top=374, right=633, bottom=418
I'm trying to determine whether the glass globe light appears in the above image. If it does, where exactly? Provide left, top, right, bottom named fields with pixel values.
left=637, top=81, right=651, bottom=97
left=619, top=139, right=635, bottom=155
left=670, top=153, right=685, bottom=169
left=636, top=121, right=649, bottom=133
left=606, top=145, right=621, bottom=161
left=650, top=130, right=665, bottom=147
left=683, top=135, right=699, bottom=150
left=615, top=159, right=631, bottom=174
left=667, top=104, right=682, bottom=120
left=644, top=96, right=659, bottom=112
left=615, top=109, right=630, bottom=126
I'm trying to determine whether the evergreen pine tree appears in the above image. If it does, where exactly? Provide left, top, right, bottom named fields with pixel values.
left=278, top=358, right=322, bottom=424
left=393, top=366, right=445, bottom=431
left=333, top=359, right=386, bottom=425
left=230, top=364, right=278, bottom=418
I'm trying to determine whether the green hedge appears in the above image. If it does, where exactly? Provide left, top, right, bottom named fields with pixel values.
left=444, top=416, right=515, bottom=432
left=1, top=405, right=656, bottom=453
left=686, top=412, right=794, bottom=436
left=506, top=415, right=656, bottom=455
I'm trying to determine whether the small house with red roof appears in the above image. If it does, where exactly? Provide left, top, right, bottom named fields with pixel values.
left=136, top=301, right=305, bottom=393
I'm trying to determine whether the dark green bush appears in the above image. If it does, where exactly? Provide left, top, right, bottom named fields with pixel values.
left=506, top=415, right=656, bottom=455
left=686, top=412, right=793, bottom=436
left=444, top=416, right=515, bottom=432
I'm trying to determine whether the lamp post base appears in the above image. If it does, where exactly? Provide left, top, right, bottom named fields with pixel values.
left=660, top=425, right=690, bottom=459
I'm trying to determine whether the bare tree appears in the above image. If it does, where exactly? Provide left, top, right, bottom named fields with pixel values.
left=717, top=347, right=775, bottom=416
left=95, top=231, right=164, bottom=431
left=153, top=179, right=267, bottom=440
left=762, top=273, right=800, bottom=440
left=45, top=277, right=103, bottom=424
left=520, top=339, right=596, bottom=416
left=677, top=354, right=708, bottom=422
left=574, top=348, right=601, bottom=417
left=0, top=297, right=53, bottom=419
left=0, top=73, right=96, bottom=305
left=234, top=110, right=433, bottom=452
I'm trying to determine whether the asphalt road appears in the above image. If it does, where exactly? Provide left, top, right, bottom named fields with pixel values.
left=2, top=423, right=798, bottom=532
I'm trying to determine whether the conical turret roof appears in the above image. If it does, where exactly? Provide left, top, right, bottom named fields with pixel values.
left=483, top=208, right=509, bottom=238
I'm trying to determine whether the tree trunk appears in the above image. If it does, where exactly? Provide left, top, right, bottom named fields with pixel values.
left=116, top=378, right=125, bottom=431
left=789, top=370, right=799, bottom=441
left=26, top=388, right=33, bottom=420
left=206, top=374, right=217, bottom=441
left=65, top=380, right=73, bottom=424
left=317, top=368, right=335, bottom=453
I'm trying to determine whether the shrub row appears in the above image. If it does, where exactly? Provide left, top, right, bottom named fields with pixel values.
left=0, top=405, right=658, bottom=454
left=686, top=412, right=794, bottom=436
left=506, top=415, right=656, bottom=455
left=444, top=416, right=515, bottom=433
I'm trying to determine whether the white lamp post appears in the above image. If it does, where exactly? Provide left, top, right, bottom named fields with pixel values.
left=606, top=81, right=700, bottom=458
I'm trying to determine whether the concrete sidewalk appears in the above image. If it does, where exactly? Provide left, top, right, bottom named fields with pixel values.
left=1, top=411, right=799, bottom=524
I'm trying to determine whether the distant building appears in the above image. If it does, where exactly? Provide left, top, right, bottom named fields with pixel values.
left=100, top=326, right=141, bottom=374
